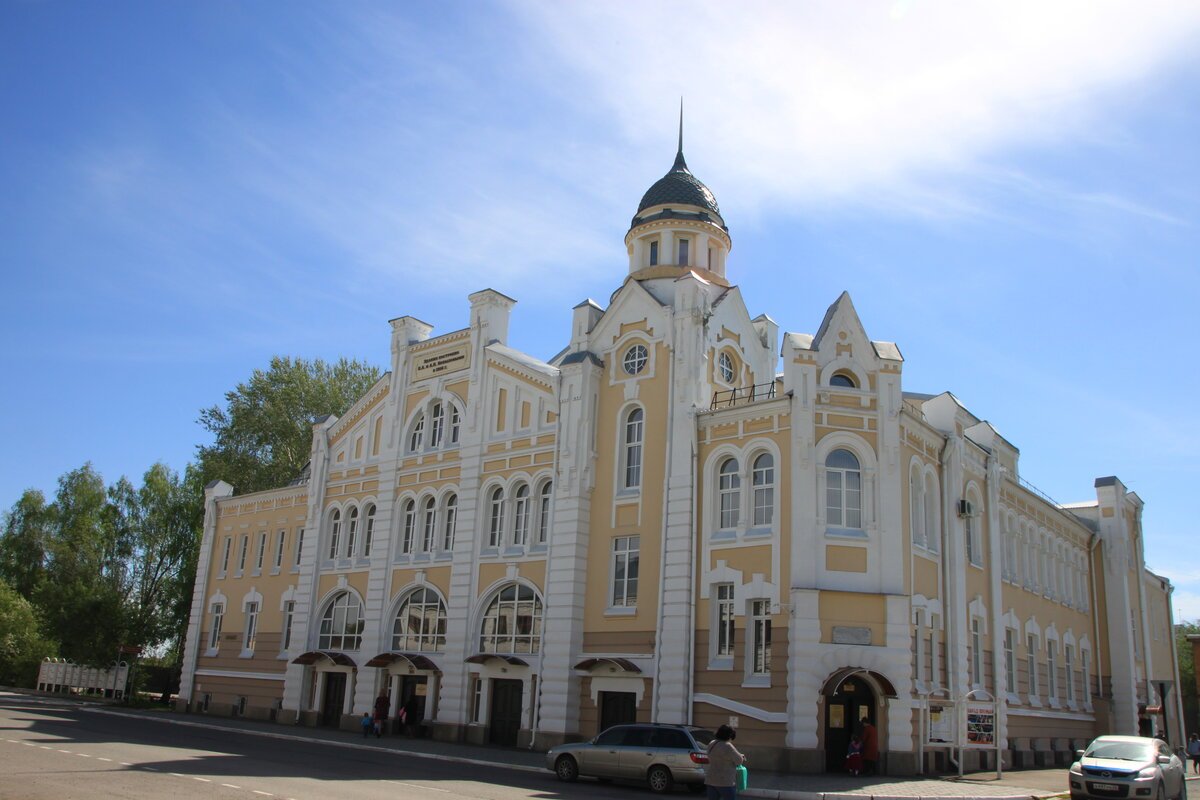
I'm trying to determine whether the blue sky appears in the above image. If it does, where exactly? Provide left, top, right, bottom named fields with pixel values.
left=3, top=2, right=1199, bottom=614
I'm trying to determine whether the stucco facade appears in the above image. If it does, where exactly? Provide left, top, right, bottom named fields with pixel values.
left=178, top=143, right=1183, bottom=773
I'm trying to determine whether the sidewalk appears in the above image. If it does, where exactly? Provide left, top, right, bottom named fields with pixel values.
left=4, top=690, right=1089, bottom=799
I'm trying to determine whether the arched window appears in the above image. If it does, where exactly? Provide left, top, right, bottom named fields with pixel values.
left=429, top=402, right=445, bottom=448
left=421, top=496, right=437, bottom=552
left=317, top=591, right=363, bottom=650
left=752, top=453, right=774, bottom=526
left=718, top=457, right=740, bottom=529
left=400, top=499, right=416, bottom=554
left=480, top=583, right=543, bottom=654
left=623, top=408, right=644, bottom=489
left=512, top=484, right=531, bottom=546
left=924, top=474, right=939, bottom=552
left=442, top=494, right=457, bottom=551
left=392, top=587, right=446, bottom=652
left=487, top=487, right=505, bottom=548
left=345, top=506, right=359, bottom=558
left=327, top=509, right=342, bottom=559
left=408, top=413, right=425, bottom=453
left=910, top=467, right=924, bottom=547
left=825, top=449, right=862, bottom=529
left=537, top=481, right=552, bottom=544
left=830, top=372, right=857, bottom=388
left=449, top=405, right=461, bottom=445
left=363, top=504, right=376, bottom=558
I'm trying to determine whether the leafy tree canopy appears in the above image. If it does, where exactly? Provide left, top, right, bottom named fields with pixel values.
left=196, top=356, right=381, bottom=494
left=0, top=578, right=55, bottom=686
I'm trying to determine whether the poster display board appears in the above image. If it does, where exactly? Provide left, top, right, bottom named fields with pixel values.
left=964, top=701, right=997, bottom=748
left=925, top=700, right=955, bottom=747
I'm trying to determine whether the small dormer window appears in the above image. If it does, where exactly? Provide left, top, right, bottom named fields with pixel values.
left=830, top=372, right=857, bottom=388
left=623, top=344, right=648, bottom=375
left=649, top=240, right=659, bottom=266
left=677, top=238, right=689, bottom=265
left=718, top=352, right=735, bottom=383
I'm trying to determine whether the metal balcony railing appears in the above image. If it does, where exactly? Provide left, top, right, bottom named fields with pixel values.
left=710, top=381, right=778, bottom=410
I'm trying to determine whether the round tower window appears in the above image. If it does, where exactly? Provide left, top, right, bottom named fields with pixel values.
left=623, top=344, right=648, bottom=375
left=718, top=352, right=735, bottom=383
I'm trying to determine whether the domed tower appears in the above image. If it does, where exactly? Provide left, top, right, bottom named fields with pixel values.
left=625, top=116, right=731, bottom=285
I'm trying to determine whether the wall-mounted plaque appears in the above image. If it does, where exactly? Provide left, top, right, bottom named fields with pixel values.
left=832, top=626, right=872, bottom=645
left=412, top=343, right=470, bottom=381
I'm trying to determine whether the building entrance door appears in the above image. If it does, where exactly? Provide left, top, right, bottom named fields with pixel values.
left=398, top=675, right=428, bottom=734
left=321, top=672, right=347, bottom=728
left=598, top=690, right=637, bottom=733
left=489, top=679, right=523, bottom=746
left=824, top=676, right=876, bottom=772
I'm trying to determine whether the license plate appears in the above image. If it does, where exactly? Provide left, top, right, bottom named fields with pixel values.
left=1091, top=783, right=1120, bottom=791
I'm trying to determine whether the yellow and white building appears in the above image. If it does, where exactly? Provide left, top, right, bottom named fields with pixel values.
left=178, top=142, right=1183, bottom=773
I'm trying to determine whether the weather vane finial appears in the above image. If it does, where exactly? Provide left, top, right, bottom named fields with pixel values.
left=678, top=97, right=684, bottom=157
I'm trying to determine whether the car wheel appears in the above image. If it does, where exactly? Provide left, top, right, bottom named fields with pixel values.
left=648, top=765, right=674, bottom=794
left=554, top=755, right=579, bottom=783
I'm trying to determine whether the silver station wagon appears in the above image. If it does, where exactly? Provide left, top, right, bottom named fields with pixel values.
left=1069, top=735, right=1187, bottom=800
left=546, top=723, right=715, bottom=793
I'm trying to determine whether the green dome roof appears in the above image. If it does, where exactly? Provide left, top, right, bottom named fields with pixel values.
left=636, top=150, right=720, bottom=216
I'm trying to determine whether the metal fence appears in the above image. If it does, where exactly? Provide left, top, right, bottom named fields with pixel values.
left=37, top=658, right=130, bottom=698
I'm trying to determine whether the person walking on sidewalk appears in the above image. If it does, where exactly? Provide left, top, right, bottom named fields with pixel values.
left=860, top=720, right=879, bottom=776
left=1187, top=733, right=1200, bottom=775
left=704, top=724, right=746, bottom=800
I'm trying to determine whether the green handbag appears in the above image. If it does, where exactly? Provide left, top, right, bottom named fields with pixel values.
left=736, top=764, right=748, bottom=790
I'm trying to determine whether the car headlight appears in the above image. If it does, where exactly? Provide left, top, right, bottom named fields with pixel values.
left=1137, top=767, right=1159, bottom=779
left=1070, top=765, right=1083, bottom=775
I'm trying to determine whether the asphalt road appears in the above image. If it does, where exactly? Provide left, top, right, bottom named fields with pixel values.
left=0, top=693, right=631, bottom=800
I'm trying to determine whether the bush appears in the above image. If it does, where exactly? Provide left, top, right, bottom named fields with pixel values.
left=0, top=579, right=56, bottom=686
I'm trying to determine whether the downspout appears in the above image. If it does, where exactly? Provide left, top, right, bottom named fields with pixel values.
left=1089, top=533, right=1103, bottom=714
left=687, top=434, right=699, bottom=725
left=528, top=368, right=564, bottom=749
left=651, top=327, right=678, bottom=723
left=1165, top=583, right=1185, bottom=746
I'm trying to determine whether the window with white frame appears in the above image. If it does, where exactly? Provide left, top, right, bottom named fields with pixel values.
left=274, top=530, right=286, bottom=570
left=363, top=505, right=375, bottom=557
left=910, top=468, right=924, bottom=548
left=345, top=506, right=359, bottom=558
left=718, top=457, right=740, bottom=529
left=293, top=528, right=304, bottom=567
left=442, top=494, right=458, bottom=550
left=392, top=587, right=447, bottom=652
left=401, top=499, right=416, bottom=554
left=611, top=536, right=639, bottom=607
left=471, top=677, right=483, bottom=722
left=208, top=602, right=225, bottom=650
left=513, top=484, right=530, bottom=546
left=677, top=237, right=689, bottom=265
left=715, top=583, right=735, bottom=658
left=479, top=583, right=542, bottom=654
left=924, top=474, right=939, bottom=552
left=622, top=344, right=648, bottom=376
left=649, top=239, right=659, bottom=266
left=282, top=600, right=295, bottom=651
left=825, top=449, right=862, bottom=529
left=449, top=404, right=461, bottom=445
left=408, top=413, right=425, bottom=453
left=752, top=453, right=774, bottom=526
left=536, top=482, right=551, bottom=544
left=913, top=608, right=926, bottom=685
left=221, top=537, right=232, bottom=575
left=623, top=408, right=643, bottom=490
left=1082, top=649, right=1092, bottom=706
left=750, top=600, right=771, bottom=676
left=1004, top=628, right=1016, bottom=694
left=421, top=496, right=437, bottom=552
left=1027, top=633, right=1040, bottom=701
left=429, top=402, right=445, bottom=448
left=328, top=510, right=342, bottom=559
left=1047, top=640, right=1059, bottom=703
left=1065, top=644, right=1076, bottom=705
left=927, top=619, right=938, bottom=685
left=317, top=591, right=363, bottom=650
left=487, top=487, right=504, bottom=548
left=970, top=618, right=982, bottom=686
left=965, top=508, right=983, bottom=567
left=243, top=601, right=259, bottom=653
left=238, top=535, right=249, bottom=573
left=255, top=532, right=267, bottom=572
left=718, top=351, right=735, bottom=383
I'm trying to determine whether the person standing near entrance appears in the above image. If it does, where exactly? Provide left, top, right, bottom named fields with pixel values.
left=860, top=720, right=879, bottom=775
left=704, top=724, right=746, bottom=800
left=373, top=691, right=389, bottom=738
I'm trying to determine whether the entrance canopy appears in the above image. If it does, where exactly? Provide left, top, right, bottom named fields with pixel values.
left=465, top=653, right=529, bottom=667
left=364, top=652, right=441, bottom=672
left=291, top=650, right=356, bottom=667
left=821, top=667, right=897, bottom=698
left=573, top=657, right=642, bottom=673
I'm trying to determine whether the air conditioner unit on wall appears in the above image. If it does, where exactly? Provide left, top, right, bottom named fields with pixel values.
left=956, top=499, right=973, bottom=517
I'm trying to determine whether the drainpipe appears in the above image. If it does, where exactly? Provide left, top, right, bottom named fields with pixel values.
left=686, top=434, right=698, bottom=725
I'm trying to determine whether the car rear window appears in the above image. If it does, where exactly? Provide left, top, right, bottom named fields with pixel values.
left=688, top=728, right=715, bottom=746
left=655, top=730, right=692, bottom=749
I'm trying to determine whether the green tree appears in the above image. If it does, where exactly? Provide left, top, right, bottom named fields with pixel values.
left=1177, top=620, right=1199, bottom=737
left=196, top=356, right=381, bottom=494
left=0, top=578, right=56, bottom=686
left=0, top=489, right=52, bottom=599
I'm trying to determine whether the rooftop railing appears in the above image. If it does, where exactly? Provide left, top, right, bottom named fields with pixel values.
left=710, top=381, right=778, bottom=410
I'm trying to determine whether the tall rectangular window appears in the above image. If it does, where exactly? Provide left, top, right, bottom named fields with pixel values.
left=1065, top=644, right=1076, bottom=704
left=274, top=530, right=286, bottom=569
left=752, top=454, right=774, bottom=526
left=970, top=618, right=982, bottom=686
left=1027, top=634, right=1039, bottom=700
left=716, top=583, right=735, bottom=658
left=443, top=495, right=458, bottom=551
left=1004, top=628, right=1016, bottom=694
left=914, top=610, right=925, bottom=684
left=293, top=528, right=304, bottom=567
left=209, top=602, right=224, bottom=650
left=238, top=535, right=249, bottom=572
left=363, top=508, right=375, bottom=557
left=623, top=409, right=643, bottom=490
left=255, top=532, right=267, bottom=572
left=1047, top=641, right=1059, bottom=702
left=220, top=537, right=232, bottom=575
left=751, top=600, right=771, bottom=676
left=243, top=601, right=259, bottom=653
left=282, top=600, right=296, bottom=651
left=471, top=678, right=483, bottom=722
left=677, top=238, right=689, bottom=265
left=648, top=240, right=659, bottom=266
left=1082, top=650, right=1092, bottom=706
left=611, top=536, right=640, bottom=607
left=927, top=625, right=937, bottom=685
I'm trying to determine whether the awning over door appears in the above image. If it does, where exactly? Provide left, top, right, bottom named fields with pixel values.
left=572, top=657, right=642, bottom=673
left=291, top=651, right=356, bottom=667
left=364, top=652, right=441, bottom=672
left=465, top=653, right=529, bottom=667
left=821, top=667, right=898, bottom=698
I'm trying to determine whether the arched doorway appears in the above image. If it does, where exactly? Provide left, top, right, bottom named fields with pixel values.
left=821, top=667, right=896, bottom=773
